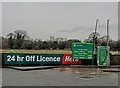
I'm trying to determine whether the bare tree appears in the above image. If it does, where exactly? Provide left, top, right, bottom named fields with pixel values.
left=7, top=30, right=29, bottom=49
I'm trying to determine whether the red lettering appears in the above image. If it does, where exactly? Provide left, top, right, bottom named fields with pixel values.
left=62, top=54, right=82, bottom=65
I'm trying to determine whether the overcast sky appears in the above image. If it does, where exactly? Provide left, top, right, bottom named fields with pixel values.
left=2, top=2, right=118, bottom=41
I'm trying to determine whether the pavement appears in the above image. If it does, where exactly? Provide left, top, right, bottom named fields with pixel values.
left=3, top=65, right=120, bottom=72
left=2, top=67, right=119, bottom=86
left=4, top=66, right=58, bottom=71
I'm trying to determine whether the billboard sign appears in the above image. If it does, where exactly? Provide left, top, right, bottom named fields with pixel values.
left=97, top=46, right=110, bottom=66
left=72, top=42, right=94, bottom=59
left=3, top=53, right=82, bottom=65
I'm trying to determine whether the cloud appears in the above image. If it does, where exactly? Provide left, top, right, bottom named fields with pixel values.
left=58, top=23, right=117, bottom=34
left=58, top=26, right=93, bottom=33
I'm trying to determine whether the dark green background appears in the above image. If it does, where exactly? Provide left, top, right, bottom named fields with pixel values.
left=3, top=53, right=63, bottom=65
left=97, top=46, right=110, bottom=66
left=72, top=43, right=94, bottom=59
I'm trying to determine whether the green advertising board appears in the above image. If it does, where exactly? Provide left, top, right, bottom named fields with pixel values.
left=97, top=46, right=110, bottom=66
left=3, top=53, right=62, bottom=65
left=72, top=42, right=94, bottom=59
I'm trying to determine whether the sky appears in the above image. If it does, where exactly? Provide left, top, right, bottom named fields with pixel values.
left=2, top=2, right=118, bottom=41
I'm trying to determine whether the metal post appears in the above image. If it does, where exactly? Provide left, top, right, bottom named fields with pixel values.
left=107, top=20, right=109, bottom=47
left=94, top=19, right=99, bottom=51
left=106, top=20, right=110, bottom=66
left=93, top=19, right=98, bottom=65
